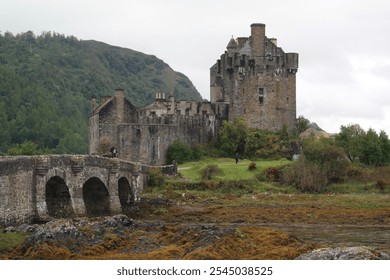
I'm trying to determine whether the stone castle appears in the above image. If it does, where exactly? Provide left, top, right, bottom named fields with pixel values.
left=89, top=23, right=298, bottom=165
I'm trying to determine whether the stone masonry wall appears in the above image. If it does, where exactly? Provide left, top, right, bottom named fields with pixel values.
left=0, top=155, right=157, bottom=226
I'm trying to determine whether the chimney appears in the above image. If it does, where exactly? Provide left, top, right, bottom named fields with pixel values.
left=114, top=88, right=125, bottom=123
left=250, top=23, right=266, bottom=62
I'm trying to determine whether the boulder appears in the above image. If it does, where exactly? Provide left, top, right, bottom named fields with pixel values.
left=295, top=246, right=390, bottom=260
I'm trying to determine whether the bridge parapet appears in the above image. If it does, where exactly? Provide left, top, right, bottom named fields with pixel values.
left=0, top=155, right=174, bottom=226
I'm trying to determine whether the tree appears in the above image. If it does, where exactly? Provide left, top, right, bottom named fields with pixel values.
left=7, top=141, right=42, bottom=155
left=296, top=115, right=310, bottom=134
left=335, top=124, right=365, bottom=162
left=0, top=100, right=11, bottom=152
left=218, top=117, right=249, bottom=157
left=166, top=141, right=193, bottom=164
left=379, top=130, right=390, bottom=165
left=361, top=128, right=383, bottom=166
left=335, top=124, right=390, bottom=166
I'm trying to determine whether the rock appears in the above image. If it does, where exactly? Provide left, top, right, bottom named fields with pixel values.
left=14, top=214, right=135, bottom=250
left=295, top=246, right=390, bottom=260
left=102, top=214, right=133, bottom=228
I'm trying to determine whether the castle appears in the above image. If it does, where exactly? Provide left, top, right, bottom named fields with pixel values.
left=89, top=23, right=298, bottom=165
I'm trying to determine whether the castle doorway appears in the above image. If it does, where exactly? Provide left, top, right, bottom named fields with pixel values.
left=118, top=177, right=134, bottom=211
left=82, top=177, right=110, bottom=216
left=45, top=176, right=74, bottom=218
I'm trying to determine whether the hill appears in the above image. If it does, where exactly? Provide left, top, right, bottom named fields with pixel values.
left=0, top=31, right=202, bottom=154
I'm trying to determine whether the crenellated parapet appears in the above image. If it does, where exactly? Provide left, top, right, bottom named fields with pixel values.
left=210, top=23, right=298, bottom=132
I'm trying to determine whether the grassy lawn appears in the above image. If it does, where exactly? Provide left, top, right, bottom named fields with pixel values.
left=178, top=158, right=290, bottom=182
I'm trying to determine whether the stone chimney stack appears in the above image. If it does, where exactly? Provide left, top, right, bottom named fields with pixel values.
left=250, top=23, right=266, bottom=63
left=114, top=88, right=125, bottom=123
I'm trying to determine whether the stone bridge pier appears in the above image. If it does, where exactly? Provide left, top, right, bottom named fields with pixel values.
left=0, top=155, right=166, bottom=226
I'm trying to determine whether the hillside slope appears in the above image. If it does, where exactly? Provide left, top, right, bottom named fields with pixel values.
left=0, top=31, right=202, bottom=154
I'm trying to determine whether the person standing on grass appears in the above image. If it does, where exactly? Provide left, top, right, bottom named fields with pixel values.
left=235, top=153, right=239, bottom=164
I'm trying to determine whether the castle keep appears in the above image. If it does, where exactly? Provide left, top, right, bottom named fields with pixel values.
left=89, top=23, right=298, bottom=165
left=210, top=23, right=298, bottom=131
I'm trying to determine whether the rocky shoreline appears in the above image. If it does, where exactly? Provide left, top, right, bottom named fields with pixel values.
left=2, top=215, right=389, bottom=260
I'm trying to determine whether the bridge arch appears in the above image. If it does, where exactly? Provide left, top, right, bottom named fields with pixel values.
left=118, top=177, right=135, bottom=211
left=82, top=177, right=110, bottom=216
left=45, top=176, right=74, bottom=218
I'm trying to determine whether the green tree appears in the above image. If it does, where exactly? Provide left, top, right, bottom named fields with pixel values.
left=297, top=115, right=310, bottom=134
left=6, top=141, right=42, bottom=155
left=166, top=141, right=193, bottom=164
left=218, top=117, right=249, bottom=157
left=361, top=128, right=383, bottom=166
left=0, top=100, right=11, bottom=152
left=379, top=130, right=390, bottom=165
left=335, top=124, right=365, bottom=162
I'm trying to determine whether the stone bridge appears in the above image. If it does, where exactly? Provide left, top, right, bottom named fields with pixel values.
left=0, top=155, right=175, bottom=226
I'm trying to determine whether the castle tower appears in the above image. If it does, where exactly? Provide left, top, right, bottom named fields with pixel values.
left=210, top=23, right=298, bottom=132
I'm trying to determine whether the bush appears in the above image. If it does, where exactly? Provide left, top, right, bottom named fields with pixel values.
left=200, top=164, right=223, bottom=180
left=166, top=141, right=192, bottom=164
left=148, top=168, right=165, bottom=187
left=166, top=141, right=204, bottom=164
left=282, top=158, right=329, bottom=192
left=302, top=140, right=349, bottom=183
left=263, top=167, right=283, bottom=182
left=248, top=162, right=257, bottom=170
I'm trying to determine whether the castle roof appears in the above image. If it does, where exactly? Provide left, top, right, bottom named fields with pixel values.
left=226, top=37, right=238, bottom=49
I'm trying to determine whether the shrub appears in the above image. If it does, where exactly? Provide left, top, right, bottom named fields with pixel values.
left=248, top=162, right=257, bottom=170
left=200, top=164, right=223, bottom=180
left=263, top=167, right=282, bottom=182
left=302, top=140, right=349, bottom=183
left=375, top=180, right=387, bottom=192
left=166, top=141, right=192, bottom=164
left=282, top=158, right=329, bottom=192
left=148, top=167, right=165, bottom=187
left=97, top=137, right=113, bottom=155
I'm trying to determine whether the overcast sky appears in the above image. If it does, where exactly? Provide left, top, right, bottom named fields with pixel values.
left=1, top=0, right=390, bottom=134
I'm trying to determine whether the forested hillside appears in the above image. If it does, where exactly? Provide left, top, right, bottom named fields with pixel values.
left=0, top=31, right=202, bottom=154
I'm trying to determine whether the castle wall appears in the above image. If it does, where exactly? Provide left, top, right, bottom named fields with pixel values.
left=116, top=113, right=221, bottom=165
left=210, top=23, right=298, bottom=132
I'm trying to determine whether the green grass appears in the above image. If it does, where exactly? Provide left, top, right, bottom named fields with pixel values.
left=178, top=158, right=290, bottom=182
left=0, top=229, right=27, bottom=252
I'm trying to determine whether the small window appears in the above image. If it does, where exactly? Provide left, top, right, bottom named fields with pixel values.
left=240, top=55, right=246, bottom=66
left=258, top=88, right=264, bottom=105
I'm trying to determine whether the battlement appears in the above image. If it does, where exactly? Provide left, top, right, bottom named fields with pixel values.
left=210, top=23, right=298, bottom=132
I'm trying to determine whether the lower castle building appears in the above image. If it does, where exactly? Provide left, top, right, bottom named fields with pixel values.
left=89, top=23, right=298, bottom=165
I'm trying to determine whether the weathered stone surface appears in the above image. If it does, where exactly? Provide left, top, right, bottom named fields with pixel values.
left=295, top=246, right=390, bottom=260
left=1, top=155, right=175, bottom=225
left=210, top=23, right=297, bottom=132
left=6, top=214, right=134, bottom=248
